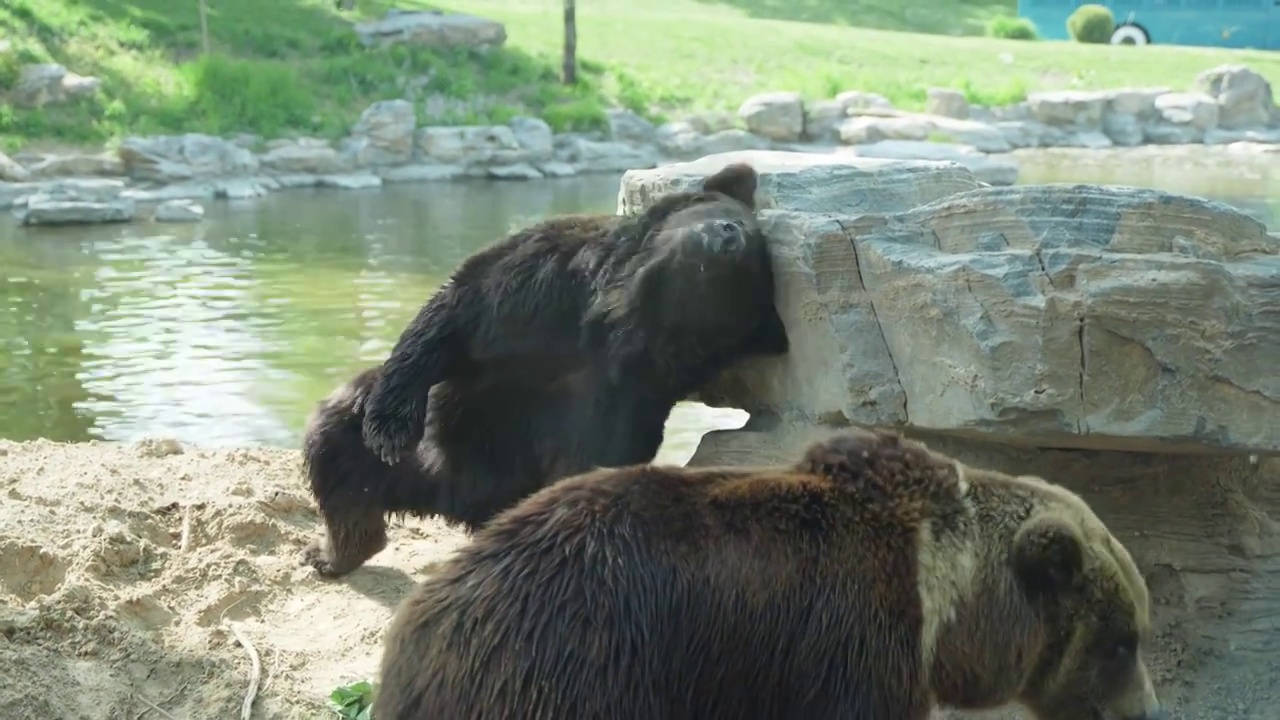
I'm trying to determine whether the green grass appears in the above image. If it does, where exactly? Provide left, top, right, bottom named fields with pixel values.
left=4, top=0, right=1280, bottom=149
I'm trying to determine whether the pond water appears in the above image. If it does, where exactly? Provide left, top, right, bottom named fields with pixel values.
left=3, top=147, right=1278, bottom=462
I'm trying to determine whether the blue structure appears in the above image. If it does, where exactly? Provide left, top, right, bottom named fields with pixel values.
left=1017, top=0, right=1279, bottom=49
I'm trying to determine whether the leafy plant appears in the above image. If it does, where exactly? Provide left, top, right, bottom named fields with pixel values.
left=1067, top=4, right=1116, bottom=44
left=986, top=15, right=1038, bottom=41
left=329, top=680, right=375, bottom=720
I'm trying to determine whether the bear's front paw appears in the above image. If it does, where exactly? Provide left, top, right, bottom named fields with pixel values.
left=302, top=539, right=347, bottom=579
left=361, top=406, right=425, bottom=466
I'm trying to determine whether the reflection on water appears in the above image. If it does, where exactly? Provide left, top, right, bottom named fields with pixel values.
left=2, top=148, right=1279, bottom=459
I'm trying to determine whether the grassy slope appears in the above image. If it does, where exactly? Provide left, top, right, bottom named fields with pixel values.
left=3, top=0, right=1280, bottom=149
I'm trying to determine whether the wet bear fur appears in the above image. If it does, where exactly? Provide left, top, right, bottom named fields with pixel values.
left=357, top=161, right=779, bottom=465
left=373, top=428, right=1169, bottom=720
left=300, top=162, right=790, bottom=578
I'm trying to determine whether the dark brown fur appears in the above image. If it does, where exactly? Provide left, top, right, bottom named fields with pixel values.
left=301, top=163, right=790, bottom=577
left=373, top=429, right=1166, bottom=720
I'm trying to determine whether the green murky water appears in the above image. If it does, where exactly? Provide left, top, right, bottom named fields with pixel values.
left=2, top=149, right=1278, bottom=460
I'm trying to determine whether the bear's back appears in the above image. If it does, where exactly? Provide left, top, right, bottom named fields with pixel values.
left=376, top=463, right=934, bottom=720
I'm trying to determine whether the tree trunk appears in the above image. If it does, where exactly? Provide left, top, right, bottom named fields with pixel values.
left=198, top=0, right=211, bottom=54
left=562, top=0, right=576, bottom=85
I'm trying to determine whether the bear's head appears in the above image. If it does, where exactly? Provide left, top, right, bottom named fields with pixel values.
left=1004, top=497, right=1166, bottom=720
left=618, top=162, right=770, bottom=314
left=587, top=161, right=788, bottom=369
left=802, top=429, right=1167, bottom=720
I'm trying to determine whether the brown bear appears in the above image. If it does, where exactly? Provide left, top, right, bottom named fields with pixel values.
left=300, top=162, right=789, bottom=578
left=357, top=160, right=774, bottom=465
left=373, top=428, right=1168, bottom=720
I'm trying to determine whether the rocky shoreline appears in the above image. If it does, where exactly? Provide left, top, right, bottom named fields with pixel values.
left=3, top=64, right=1278, bottom=226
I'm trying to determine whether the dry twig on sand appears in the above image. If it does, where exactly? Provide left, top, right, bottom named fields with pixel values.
left=225, top=621, right=262, bottom=720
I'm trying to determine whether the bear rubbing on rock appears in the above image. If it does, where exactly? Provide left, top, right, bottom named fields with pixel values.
left=356, top=160, right=778, bottom=466
left=300, top=162, right=789, bottom=578
left=373, top=428, right=1168, bottom=720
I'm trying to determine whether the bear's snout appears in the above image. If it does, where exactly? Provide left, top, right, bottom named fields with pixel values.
left=706, top=219, right=745, bottom=254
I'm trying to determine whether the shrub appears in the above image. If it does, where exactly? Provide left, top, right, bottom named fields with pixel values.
left=986, top=15, right=1038, bottom=41
left=1067, top=4, right=1116, bottom=44
left=182, top=54, right=316, bottom=137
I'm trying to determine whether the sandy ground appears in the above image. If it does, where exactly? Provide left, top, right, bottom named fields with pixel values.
left=0, top=437, right=433, bottom=719
left=0, top=407, right=729, bottom=720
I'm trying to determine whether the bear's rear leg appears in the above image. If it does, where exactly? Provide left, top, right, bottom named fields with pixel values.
left=304, top=506, right=388, bottom=579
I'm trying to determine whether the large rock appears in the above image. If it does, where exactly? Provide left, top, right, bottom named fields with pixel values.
left=117, top=134, right=259, bottom=182
left=684, top=180, right=1279, bottom=454
left=416, top=122, right=553, bottom=167
left=1195, top=64, right=1275, bottom=130
left=838, top=114, right=1011, bottom=153
left=618, top=150, right=982, bottom=217
left=0, top=151, right=30, bottom=182
left=153, top=198, right=205, bottom=223
left=653, top=122, right=773, bottom=159
left=554, top=135, right=658, bottom=173
left=1026, top=90, right=1111, bottom=128
left=849, top=140, right=1018, bottom=186
left=22, top=151, right=125, bottom=178
left=353, top=9, right=506, bottom=49
left=606, top=109, right=656, bottom=144
left=925, top=88, right=970, bottom=120
left=738, top=92, right=805, bottom=142
left=9, top=63, right=101, bottom=108
left=14, top=179, right=135, bottom=225
left=343, top=99, right=417, bottom=166
left=258, top=139, right=347, bottom=175
left=802, top=100, right=847, bottom=143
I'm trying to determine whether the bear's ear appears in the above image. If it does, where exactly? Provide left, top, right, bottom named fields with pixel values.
left=1011, top=515, right=1085, bottom=601
left=703, top=162, right=758, bottom=209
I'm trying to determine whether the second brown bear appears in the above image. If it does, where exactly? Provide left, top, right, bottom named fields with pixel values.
left=374, top=428, right=1168, bottom=720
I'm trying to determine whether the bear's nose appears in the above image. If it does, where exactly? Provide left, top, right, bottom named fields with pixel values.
left=708, top=220, right=744, bottom=254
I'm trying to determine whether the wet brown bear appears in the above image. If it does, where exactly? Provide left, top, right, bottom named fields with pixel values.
left=374, top=428, right=1168, bottom=720
left=300, top=162, right=789, bottom=577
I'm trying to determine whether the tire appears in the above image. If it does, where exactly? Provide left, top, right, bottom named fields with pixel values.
left=1111, top=24, right=1149, bottom=45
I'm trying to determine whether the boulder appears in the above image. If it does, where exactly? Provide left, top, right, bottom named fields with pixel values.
left=117, top=134, right=259, bottom=182
left=606, top=109, right=656, bottom=144
left=353, top=9, right=506, bottom=49
left=660, top=177, right=1280, bottom=455
left=258, top=140, right=347, bottom=175
left=23, top=151, right=125, bottom=178
left=849, top=140, right=1018, bottom=186
left=554, top=135, right=658, bottom=173
left=153, top=198, right=205, bottom=223
left=802, top=100, right=847, bottom=143
left=925, top=88, right=970, bottom=120
left=0, top=151, right=30, bottom=182
left=317, top=173, right=383, bottom=190
left=653, top=122, right=773, bottom=159
left=1155, top=92, right=1220, bottom=131
left=738, top=91, right=806, bottom=142
left=1195, top=64, right=1275, bottom=130
left=10, top=63, right=101, bottom=108
left=344, top=99, right=417, bottom=166
left=416, top=125, right=539, bottom=167
left=839, top=114, right=1010, bottom=153
left=507, top=116, right=554, bottom=163
left=618, top=150, right=982, bottom=218
left=14, top=179, right=135, bottom=225
left=833, top=91, right=893, bottom=115
left=1026, top=90, right=1111, bottom=128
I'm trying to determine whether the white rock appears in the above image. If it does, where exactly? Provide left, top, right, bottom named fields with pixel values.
left=153, top=198, right=205, bottom=223
left=738, top=91, right=806, bottom=142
